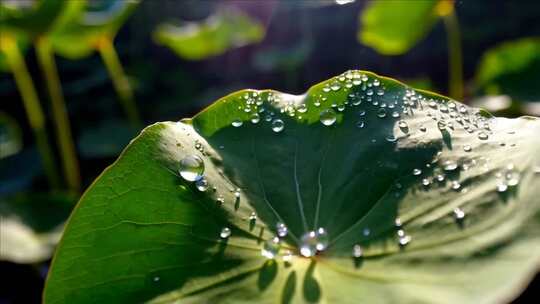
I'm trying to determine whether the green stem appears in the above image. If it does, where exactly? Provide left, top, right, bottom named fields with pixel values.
left=1, top=36, right=61, bottom=188
left=36, top=37, right=81, bottom=192
left=98, top=38, right=141, bottom=126
left=443, top=11, right=463, bottom=100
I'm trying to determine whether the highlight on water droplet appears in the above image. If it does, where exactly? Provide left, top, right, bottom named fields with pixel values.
left=232, top=119, right=243, bottom=127
left=453, top=208, right=465, bottom=220
left=276, top=222, right=288, bottom=238
left=320, top=109, right=337, bottom=126
left=413, top=168, right=422, bottom=176
left=352, top=244, right=363, bottom=258
left=220, top=227, right=231, bottom=239
left=250, top=113, right=260, bottom=124
left=195, top=178, right=208, bottom=192
left=261, top=237, right=281, bottom=259
left=179, top=155, right=205, bottom=182
left=271, top=119, right=285, bottom=133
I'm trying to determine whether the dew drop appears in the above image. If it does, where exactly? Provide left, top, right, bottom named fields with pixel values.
left=282, top=250, right=293, bottom=262
left=356, top=121, right=365, bottom=128
left=250, top=113, right=260, bottom=124
left=377, top=108, right=387, bottom=118
left=195, top=178, right=208, bottom=192
left=299, top=227, right=329, bottom=257
left=276, top=222, right=288, bottom=238
left=386, top=135, right=397, bottom=142
left=362, top=228, right=371, bottom=236
left=232, top=119, right=243, bottom=127
left=398, top=120, right=409, bottom=133
left=179, top=155, right=205, bottom=182
left=249, top=212, right=257, bottom=221
left=397, top=231, right=411, bottom=247
left=422, top=178, right=431, bottom=186
left=443, top=160, right=458, bottom=171
left=463, top=145, right=472, bottom=152
left=497, top=182, right=508, bottom=192
left=216, top=195, right=225, bottom=205
left=413, top=168, right=422, bottom=176
left=261, top=237, right=281, bottom=259
left=478, top=132, right=489, bottom=140
left=271, top=119, right=285, bottom=133
left=352, top=244, right=363, bottom=258
left=220, top=227, right=231, bottom=239
left=453, top=208, right=465, bottom=220
left=320, top=109, right=337, bottom=126
left=153, top=276, right=160, bottom=282
left=451, top=180, right=461, bottom=190
left=297, top=104, right=308, bottom=113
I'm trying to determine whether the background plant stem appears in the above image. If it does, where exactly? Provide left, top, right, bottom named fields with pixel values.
left=443, top=11, right=463, bottom=100
left=36, top=37, right=81, bottom=192
left=98, top=38, right=141, bottom=127
left=1, top=36, right=61, bottom=188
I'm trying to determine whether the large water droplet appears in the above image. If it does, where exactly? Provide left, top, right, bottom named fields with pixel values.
left=276, top=222, right=288, bottom=238
left=220, top=227, right=231, bottom=239
left=261, top=237, right=281, bottom=259
left=443, top=160, right=458, bottom=171
left=320, top=109, right=337, bottom=126
left=179, top=155, right=204, bottom=182
left=398, top=120, right=409, bottom=133
left=271, top=119, right=285, bottom=133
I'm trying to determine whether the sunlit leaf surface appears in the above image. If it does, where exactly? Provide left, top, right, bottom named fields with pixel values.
left=45, top=71, right=540, bottom=303
left=153, top=9, right=264, bottom=60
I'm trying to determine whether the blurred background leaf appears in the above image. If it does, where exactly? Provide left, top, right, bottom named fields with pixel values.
left=0, top=111, right=23, bottom=159
left=153, top=8, right=265, bottom=60
left=0, top=191, right=76, bottom=263
left=358, top=0, right=441, bottom=55
left=475, top=37, right=540, bottom=103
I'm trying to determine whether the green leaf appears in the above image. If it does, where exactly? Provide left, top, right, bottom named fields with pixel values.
left=0, top=111, right=23, bottom=159
left=0, top=192, right=76, bottom=263
left=359, top=0, right=442, bottom=55
left=153, top=8, right=265, bottom=60
left=45, top=71, right=540, bottom=303
left=47, top=0, right=139, bottom=59
left=475, top=37, right=540, bottom=103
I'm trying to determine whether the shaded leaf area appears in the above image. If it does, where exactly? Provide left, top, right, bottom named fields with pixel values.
left=358, top=0, right=441, bottom=55
left=475, top=38, right=540, bottom=103
left=48, top=0, right=139, bottom=59
left=45, top=71, right=540, bottom=303
left=0, top=192, right=76, bottom=263
left=153, top=8, right=265, bottom=60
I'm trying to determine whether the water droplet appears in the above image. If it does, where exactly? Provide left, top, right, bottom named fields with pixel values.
left=232, top=119, right=243, bottom=127
left=356, top=121, right=365, bottom=128
left=271, top=119, right=285, bottom=133
left=297, top=104, right=308, bottom=113
left=261, top=237, right=281, bottom=259
left=478, top=132, right=489, bottom=140
left=443, top=160, right=458, bottom=171
left=504, top=165, right=520, bottom=186
left=451, top=180, right=461, bottom=190
left=394, top=218, right=403, bottom=228
left=330, top=82, right=341, bottom=91
left=216, top=195, right=225, bottom=205
left=463, top=145, right=472, bottom=152
left=419, top=125, right=427, bottom=132
left=179, top=155, right=204, bottom=182
left=195, top=178, right=208, bottom=192
left=413, top=168, right=422, bottom=176
left=153, top=276, right=160, bottom=282
left=282, top=250, right=293, bottom=262
left=362, top=228, right=371, bottom=236
left=299, top=227, right=329, bottom=257
left=250, top=113, right=260, bottom=124
left=422, top=178, right=431, bottom=186
left=453, top=208, right=465, bottom=220
left=249, top=212, right=257, bottom=221
left=386, top=135, right=397, bottom=142
left=377, top=108, right=387, bottom=118
left=436, top=174, right=445, bottom=182
left=220, top=227, right=231, bottom=239
left=391, top=111, right=400, bottom=118
left=352, top=244, right=363, bottom=258
left=373, top=79, right=380, bottom=86
left=320, top=109, right=337, bottom=126
left=398, top=120, right=409, bottom=133
left=276, top=222, right=288, bottom=238
left=497, top=182, right=508, bottom=192
left=397, top=231, right=411, bottom=247
left=358, top=110, right=366, bottom=116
